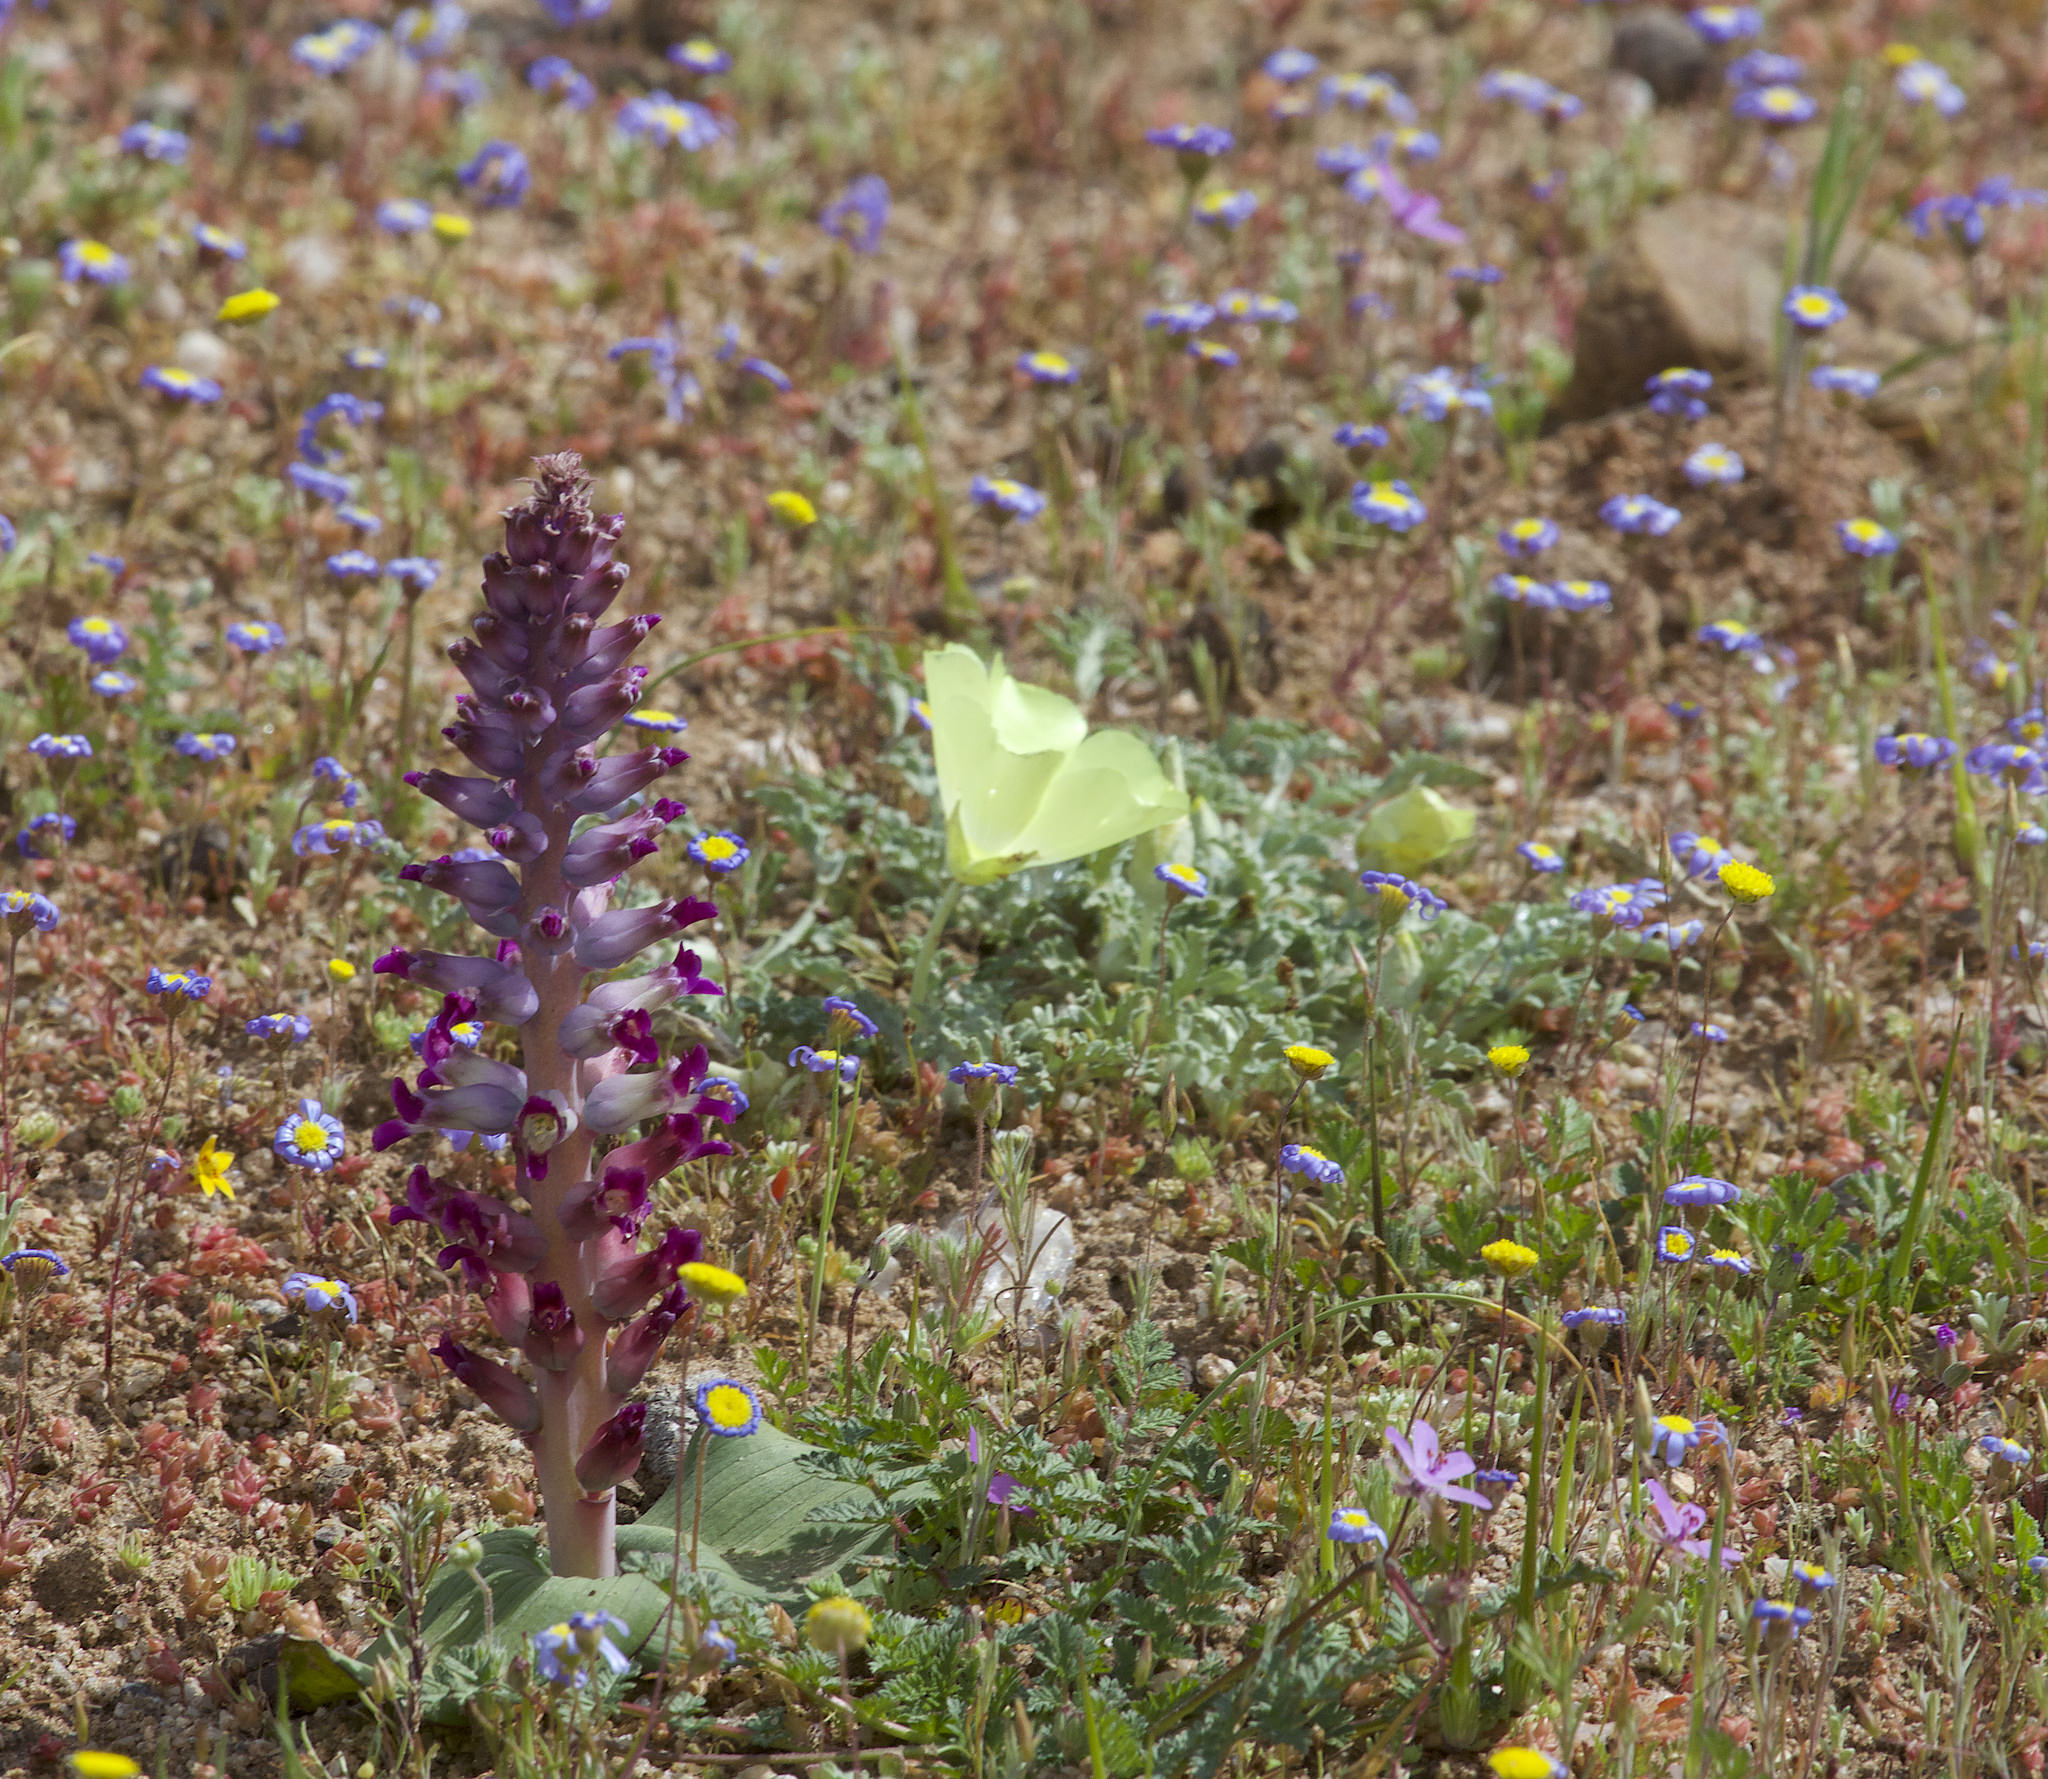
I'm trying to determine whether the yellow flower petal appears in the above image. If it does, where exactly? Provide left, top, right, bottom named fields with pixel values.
left=217, top=288, right=280, bottom=324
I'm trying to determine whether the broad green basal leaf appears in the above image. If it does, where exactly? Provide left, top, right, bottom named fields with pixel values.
left=926, top=644, right=1191, bottom=884
left=301, top=1421, right=889, bottom=1719
left=617, top=1416, right=896, bottom=1599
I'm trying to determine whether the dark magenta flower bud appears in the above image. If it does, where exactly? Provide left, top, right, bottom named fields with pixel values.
left=590, top=1225, right=701, bottom=1321
left=434, top=1333, right=542, bottom=1432
left=606, top=1287, right=691, bottom=1394
left=575, top=1402, right=647, bottom=1494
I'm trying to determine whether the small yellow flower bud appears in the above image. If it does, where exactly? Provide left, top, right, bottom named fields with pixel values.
left=430, top=212, right=473, bottom=242
left=1487, top=1043, right=1530, bottom=1078
left=327, top=958, right=357, bottom=982
left=677, top=1261, right=748, bottom=1307
left=804, top=1595, right=873, bottom=1658
left=217, top=288, right=280, bottom=324
left=1283, top=1043, right=1334, bottom=1081
left=766, top=489, right=818, bottom=527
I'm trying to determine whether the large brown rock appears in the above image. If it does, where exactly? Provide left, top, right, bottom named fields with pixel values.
left=1557, top=192, right=1984, bottom=444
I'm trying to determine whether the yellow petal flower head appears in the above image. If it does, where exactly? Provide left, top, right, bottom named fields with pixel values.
left=766, top=489, right=817, bottom=527
left=1284, top=1043, right=1334, bottom=1081
left=1487, top=1043, right=1530, bottom=1078
left=192, top=1137, right=236, bottom=1201
left=327, top=957, right=357, bottom=982
left=217, top=287, right=281, bottom=324
left=804, top=1595, right=873, bottom=1658
left=1489, top=1752, right=1566, bottom=1779
left=71, top=1757, right=143, bottom=1779
left=1480, top=1238, right=1539, bottom=1279
left=677, top=1260, right=748, bottom=1307
left=430, top=212, right=473, bottom=242
left=1718, top=860, right=1776, bottom=905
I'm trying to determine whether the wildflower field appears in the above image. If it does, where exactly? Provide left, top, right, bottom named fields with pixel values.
left=5, top=0, right=2048, bottom=1772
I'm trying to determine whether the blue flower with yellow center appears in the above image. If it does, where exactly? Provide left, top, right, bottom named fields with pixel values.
left=193, top=222, right=248, bottom=261
left=1327, top=1507, right=1387, bottom=1547
left=1492, top=574, right=1553, bottom=607
left=1647, top=1412, right=1706, bottom=1464
left=1697, top=618, right=1761, bottom=652
left=1811, top=365, right=1880, bottom=399
left=146, top=966, right=211, bottom=999
left=1684, top=443, right=1745, bottom=486
left=689, top=831, right=749, bottom=872
left=1836, top=518, right=1898, bottom=557
left=1154, top=861, right=1209, bottom=899
left=617, top=92, right=727, bottom=151
left=1517, top=840, right=1563, bottom=873
left=1499, top=517, right=1558, bottom=558
left=1654, top=1226, right=1696, bottom=1264
left=692, top=1377, right=762, bottom=1437
left=67, top=615, right=128, bottom=663
left=789, top=1045, right=859, bottom=1084
left=1192, top=189, right=1259, bottom=229
left=1665, top=1174, right=1739, bottom=1209
left=227, top=620, right=288, bottom=654
left=60, top=240, right=131, bottom=285
left=1552, top=580, right=1611, bottom=613
left=1669, top=831, right=1731, bottom=877
left=1017, top=350, right=1078, bottom=385
left=1782, top=284, right=1847, bottom=330
left=624, top=708, right=689, bottom=733
left=283, top=1270, right=359, bottom=1320
left=1323, top=72, right=1415, bottom=121
left=1279, top=1143, right=1344, bottom=1187
left=1143, top=302, right=1217, bottom=335
left=141, top=365, right=223, bottom=404
left=1187, top=339, right=1239, bottom=371
left=1359, top=871, right=1446, bottom=920
left=667, top=37, right=730, bottom=75
left=1734, top=83, right=1818, bottom=125
left=970, top=476, right=1047, bottom=521
left=275, top=1097, right=345, bottom=1171
left=1333, top=421, right=1388, bottom=456
left=1874, top=731, right=1953, bottom=772
left=1569, top=880, right=1664, bottom=928
left=1351, top=479, right=1428, bottom=532
left=1602, top=493, right=1681, bottom=537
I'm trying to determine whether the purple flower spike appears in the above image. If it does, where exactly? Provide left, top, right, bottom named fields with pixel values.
left=384, top=454, right=735, bottom=1579
left=1383, top=1420, right=1492, bottom=1509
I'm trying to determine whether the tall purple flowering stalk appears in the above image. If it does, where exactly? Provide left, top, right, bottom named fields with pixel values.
left=376, top=454, right=736, bottom=1577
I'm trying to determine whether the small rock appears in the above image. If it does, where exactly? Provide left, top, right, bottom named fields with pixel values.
left=151, top=822, right=242, bottom=899
left=280, top=232, right=346, bottom=293
left=173, top=329, right=233, bottom=380
left=115, top=1363, right=166, bottom=1404
left=1611, top=8, right=1711, bottom=105
left=635, top=1385, right=683, bottom=1501
left=1557, top=192, right=1985, bottom=441
left=1195, top=1353, right=1234, bottom=1390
